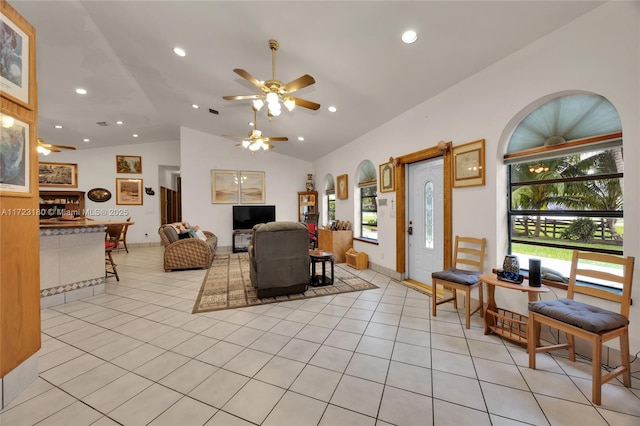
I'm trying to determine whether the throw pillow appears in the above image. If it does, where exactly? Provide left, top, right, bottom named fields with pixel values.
left=179, top=231, right=192, bottom=240
left=195, top=229, right=207, bottom=241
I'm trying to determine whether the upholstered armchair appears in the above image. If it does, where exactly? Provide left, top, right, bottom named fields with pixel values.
left=158, top=222, right=217, bottom=271
left=249, top=221, right=310, bottom=298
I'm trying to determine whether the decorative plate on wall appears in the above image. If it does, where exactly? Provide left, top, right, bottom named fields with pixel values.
left=87, top=188, right=112, bottom=202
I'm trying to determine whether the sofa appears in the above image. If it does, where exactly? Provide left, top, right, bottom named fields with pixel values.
left=249, top=221, right=310, bottom=298
left=158, top=222, right=217, bottom=271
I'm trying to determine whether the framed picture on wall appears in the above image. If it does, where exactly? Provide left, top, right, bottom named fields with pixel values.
left=379, top=162, right=394, bottom=193
left=0, top=111, right=31, bottom=194
left=0, top=8, right=34, bottom=109
left=211, top=170, right=239, bottom=203
left=240, top=170, right=265, bottom=204
left=38, top=162, right=77, bottom=188
left=337, top=174, right=348, bottom=199
left=116, top=155, right=142, bottom=173
left=453, top=138, right=485, bottom=188
left=115, top=178, right=143, bottom=205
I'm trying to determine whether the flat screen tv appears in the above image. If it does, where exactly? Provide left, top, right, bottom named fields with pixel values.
left=232, top=205, right=276, bottom=230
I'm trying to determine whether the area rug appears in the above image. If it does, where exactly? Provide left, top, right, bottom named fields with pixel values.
left=192, top=253, right=378, bottom=313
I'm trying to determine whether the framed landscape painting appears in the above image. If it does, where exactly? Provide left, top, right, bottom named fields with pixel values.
left=39, top=162, right=77, bottom=188
left=240, top=171, right=265, bottom=204
left=453, top=139, right=485, bottom=188
left=116, top=178, right=143, bottom=205
left=0, top=111, right=31, bottom=194
left=116, top=155, right=142, bottom=174
left=211, top=170, right=238, bottom=204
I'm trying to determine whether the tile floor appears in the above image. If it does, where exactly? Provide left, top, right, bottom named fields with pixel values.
left=1, top=246, right=639, bottom=426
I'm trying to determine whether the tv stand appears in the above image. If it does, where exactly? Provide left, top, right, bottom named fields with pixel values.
left=233, top=230, right=252, bottom=253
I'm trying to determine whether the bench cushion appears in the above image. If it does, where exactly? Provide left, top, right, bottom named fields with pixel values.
left=432, top=268, right=481, bottom=285
left=528, top=298, right=628, bottom=333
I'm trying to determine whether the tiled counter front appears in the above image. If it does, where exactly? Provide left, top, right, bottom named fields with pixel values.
left=40, top=225, right=106, bottom=308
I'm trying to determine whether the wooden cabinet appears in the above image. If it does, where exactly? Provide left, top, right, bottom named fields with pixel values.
left=318, top=229, right=353, bottom=263
left=39, top=190, right=85, bottom=218
left=298, top=191, right=317, bottom=222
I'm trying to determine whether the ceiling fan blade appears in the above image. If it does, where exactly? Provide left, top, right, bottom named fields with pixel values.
left=49, top=144, right=76, bottom=150
left=233, top=69, right=266, bottom=91
left=221, top=135, right=246, bottom=140
left=288, top=96, right=321, bottom=110
left=282, top=74, right=315, bottom=93
left=223, top=94, right=261, bottom=101
left=264, top=137, right=288, bottom=142
left=48, top=148, right=62, bottom=152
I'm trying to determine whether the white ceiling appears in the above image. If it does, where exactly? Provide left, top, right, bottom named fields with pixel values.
left=11, top=1, right=604, bottom=162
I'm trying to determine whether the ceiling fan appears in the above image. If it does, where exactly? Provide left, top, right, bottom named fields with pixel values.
left=223, top=39, right=320, bottom=117
left=37, top=138, right=76, bottom=155
left=222, top=108, right=288, bottom=153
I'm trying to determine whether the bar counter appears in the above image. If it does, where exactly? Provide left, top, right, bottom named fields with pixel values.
left=39, top=218, right=132, bottom=308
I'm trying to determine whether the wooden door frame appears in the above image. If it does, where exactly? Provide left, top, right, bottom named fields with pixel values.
left=394, top=142, right=453, bottom=277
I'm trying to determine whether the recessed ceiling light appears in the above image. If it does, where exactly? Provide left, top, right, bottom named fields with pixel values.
left=132, top=134, right=139, bottom=138
left=75, top=88, right=87, bottom=95
left=83, top=138, right=90, bottom=142
left=402, top=30, right=418, bottom=44
left=116, top=120, right=124, bottom=125
left=54, top=124, right=63, bottom=129
left=328, top=106, right=337, bottom=113
left=191, top=104, right=200, bottom=109
left=298, top=136, right=304, bottom=141
left=173, top=47, right=186, bottom=57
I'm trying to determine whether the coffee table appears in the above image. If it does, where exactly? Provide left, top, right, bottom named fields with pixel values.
left=309, top=250, right=334, bottom=286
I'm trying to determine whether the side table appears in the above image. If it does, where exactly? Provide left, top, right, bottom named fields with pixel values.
left=479, top=273, right=549, bottom=346
left=309, top=250, right=334, bottom=286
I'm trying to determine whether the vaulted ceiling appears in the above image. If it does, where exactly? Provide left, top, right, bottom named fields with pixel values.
left=12, top=1, right=604, bottom=161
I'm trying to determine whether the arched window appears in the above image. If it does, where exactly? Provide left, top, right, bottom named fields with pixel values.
left=357, top=160, right=378, bottom=241
left=505, top=94, right=623, bottom=287
left=324, top=174, right=335, bottom=224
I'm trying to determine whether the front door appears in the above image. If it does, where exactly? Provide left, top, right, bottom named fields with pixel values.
left=407, top=158, right=444, bottom=285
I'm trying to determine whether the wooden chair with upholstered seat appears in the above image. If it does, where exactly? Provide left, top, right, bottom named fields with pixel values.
left=528, top=250, right=635, bottom=405
left=431, top=236, right=487, bottom=329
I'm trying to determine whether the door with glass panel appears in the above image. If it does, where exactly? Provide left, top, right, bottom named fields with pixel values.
left=407, top=158, right=444, bottom=284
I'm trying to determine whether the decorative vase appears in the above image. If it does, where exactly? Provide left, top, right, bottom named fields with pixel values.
left=503, top=255, right=520, bottom=273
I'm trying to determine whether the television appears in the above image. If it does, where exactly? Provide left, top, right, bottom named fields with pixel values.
left=232, top=205, right=276, bottom=230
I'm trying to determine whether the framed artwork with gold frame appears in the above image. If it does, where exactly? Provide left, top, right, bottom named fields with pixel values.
left=240, top=170, right=265, bottom=204
left=115, top=178, right=143, bottom=205
left=38, top=162, right=77, bottom=188
left=211, top=170, right=239, bottom=204
left=379, top=162, right=394, bottom=193
left=337, top=174, right=348, bottom=199
left=453, top=139, right=485, bottom=188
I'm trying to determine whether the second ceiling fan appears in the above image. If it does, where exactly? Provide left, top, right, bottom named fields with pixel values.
left=222, top=108, right=288, bottom=153
left=223, top=39, right=320, bottom=117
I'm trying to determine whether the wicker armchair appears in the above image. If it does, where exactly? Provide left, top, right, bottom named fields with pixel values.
left=158, top=223, right=217, bottom=271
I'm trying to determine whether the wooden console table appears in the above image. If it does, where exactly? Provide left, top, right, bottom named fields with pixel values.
left=479, top=273, right=549, bottom=346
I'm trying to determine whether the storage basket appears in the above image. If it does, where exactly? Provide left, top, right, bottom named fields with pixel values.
left=485, top=308, right=528, bottom=344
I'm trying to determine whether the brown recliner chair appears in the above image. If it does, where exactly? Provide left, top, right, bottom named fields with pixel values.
left=249, top=221, right=310, bottom=298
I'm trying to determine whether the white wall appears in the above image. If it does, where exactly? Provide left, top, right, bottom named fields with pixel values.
left=313, top=2, right=640, bottom=351
left=179, top=126, right=313, bottom=248
left=37, top=140, right=180, bottom=244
